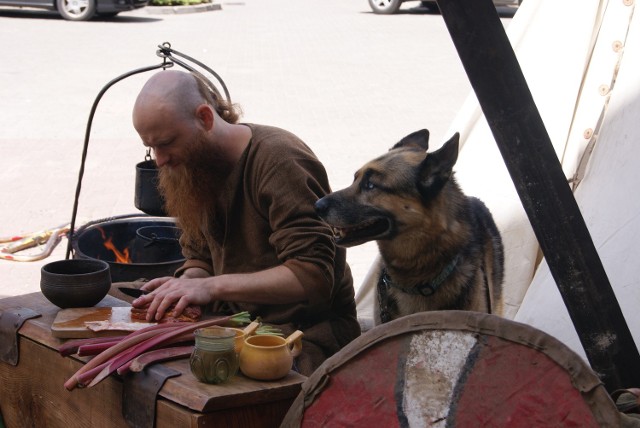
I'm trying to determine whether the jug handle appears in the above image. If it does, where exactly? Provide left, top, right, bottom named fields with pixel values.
left=285, top=330, right=304, bottom=358
left=243, top=321, right=260, bottom=337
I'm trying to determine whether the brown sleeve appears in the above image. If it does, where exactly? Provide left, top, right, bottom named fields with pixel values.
left=173, top=229, right=214, bottom=277
left=284, top=258, right=331, bottom=306
left=251, top=139, right=338, bottom=307
left=174, top=259, right=214, bottom=277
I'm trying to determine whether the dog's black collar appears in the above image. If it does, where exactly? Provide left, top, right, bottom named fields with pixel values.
left=382, top=254, right=460, bottom=297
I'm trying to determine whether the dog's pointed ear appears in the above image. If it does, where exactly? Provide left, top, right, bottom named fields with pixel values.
left=417, top=133, right=460, bottom=200
left=429, top=133, right=460, bottom=171
left=390, top=129, right=430, bottom=151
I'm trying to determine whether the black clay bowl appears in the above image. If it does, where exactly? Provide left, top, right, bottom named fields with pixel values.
left=40, top=259, right=111, bottom=308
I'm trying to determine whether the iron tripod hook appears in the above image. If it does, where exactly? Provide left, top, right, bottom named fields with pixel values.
left=65, top=42, right=232, bottom=260
left=155, top=41, right=232, bottom=105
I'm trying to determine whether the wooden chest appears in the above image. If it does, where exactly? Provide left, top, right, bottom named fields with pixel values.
left=0, top=292, right=305, bottom=428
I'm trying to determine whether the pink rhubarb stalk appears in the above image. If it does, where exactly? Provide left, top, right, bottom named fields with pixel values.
left=76, top=361, right=111, bottom=386
left=65, top=313, right=246, bottom=390
left=77, top=339, right=126, bottom=356
left=119, top=345, right=194, bottom=375
left=116, top=332, right=195, bottom=374
left=58, top=322, right=181, bottom=358
left=75, top=324, right=182, bottom=356
left=87, top=316, right=240, bottom=387
left=64, top=327, right=183, bottom=390
left=58, top=336, right=127, bottom=357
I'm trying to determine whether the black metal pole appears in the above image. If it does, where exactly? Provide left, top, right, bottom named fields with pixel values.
left=65, top=62, right=171, bottom=261
left=436, top=0, right=640, bottom=392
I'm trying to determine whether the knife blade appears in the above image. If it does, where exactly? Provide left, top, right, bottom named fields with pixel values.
left=118, top=287, right=149, bottom=298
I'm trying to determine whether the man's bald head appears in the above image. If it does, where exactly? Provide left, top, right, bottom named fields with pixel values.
left=133, top=70, right=205, bottom=127
left=133, top=70, right=241, bottom=132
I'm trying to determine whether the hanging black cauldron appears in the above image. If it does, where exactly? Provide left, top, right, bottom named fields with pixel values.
left=71, top=215, right=185, bottom=282
left=135, top=157, right=167, bottom=217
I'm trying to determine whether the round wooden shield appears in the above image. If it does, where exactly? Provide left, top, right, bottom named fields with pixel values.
left=281, top=311, right=621, bottom=427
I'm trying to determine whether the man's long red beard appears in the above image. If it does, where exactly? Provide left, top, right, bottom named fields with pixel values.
left=157, top=133, right=232, bottom=251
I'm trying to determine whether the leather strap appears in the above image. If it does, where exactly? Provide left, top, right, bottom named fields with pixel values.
left=0, top=307, right=41, bottom=365
left=122, top=364, right=181, bottom=428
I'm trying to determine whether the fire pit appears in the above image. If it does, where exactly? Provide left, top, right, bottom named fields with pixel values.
left=71, top=214, right=185, bottom=282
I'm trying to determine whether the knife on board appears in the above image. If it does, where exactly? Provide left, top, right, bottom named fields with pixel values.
left=117, top=287, right=150, bottom=298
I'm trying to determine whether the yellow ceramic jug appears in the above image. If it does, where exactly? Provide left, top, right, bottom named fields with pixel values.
left=228, top=321, right=260, bottom=354
left=239, top=330, right=303, bottom=381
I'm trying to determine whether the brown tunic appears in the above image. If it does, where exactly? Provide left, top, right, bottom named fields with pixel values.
left=176, top=124, right=360, bottom=375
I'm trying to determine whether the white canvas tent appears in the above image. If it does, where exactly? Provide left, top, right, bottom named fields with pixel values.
left=356, top=0, right=640, bottom=364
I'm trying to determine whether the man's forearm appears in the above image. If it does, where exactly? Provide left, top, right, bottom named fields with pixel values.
left=208, top=264, right=307, bottom=304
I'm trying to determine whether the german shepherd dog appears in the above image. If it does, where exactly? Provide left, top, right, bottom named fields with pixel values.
left=315, top=129, right=504, bottom=324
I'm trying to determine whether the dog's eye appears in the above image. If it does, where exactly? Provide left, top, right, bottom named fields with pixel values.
left=360, top=170, right=377, bottom=191
left=363, top=179, right=375, bottom=190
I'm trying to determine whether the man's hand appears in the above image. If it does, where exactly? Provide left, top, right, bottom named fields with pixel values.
left=130, top=264, right=308, bottom=321
left=132, top=276, right=212, bottom=321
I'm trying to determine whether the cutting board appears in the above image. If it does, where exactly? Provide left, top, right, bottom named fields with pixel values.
left=51, top=307, right=155, bottom=338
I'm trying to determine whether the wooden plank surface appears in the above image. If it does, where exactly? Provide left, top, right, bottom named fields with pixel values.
left=159, top=358, right=305, bottom=413
left=51, top=306, right=155, bottom=338
left=0, top=333, right=296, bottom=428
left=0, top=337, right=131, bottom=428
left=0, top=292, right=305, bottom=417
left=1, top=292, right=128, bottom=348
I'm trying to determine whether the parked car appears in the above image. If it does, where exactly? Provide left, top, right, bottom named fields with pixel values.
left=369, top=0, right=521, bottom=15
left=0, top=0, right=148, bottom=20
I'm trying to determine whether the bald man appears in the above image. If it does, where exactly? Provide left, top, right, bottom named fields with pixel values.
left=130, top=70, right=360, bottom=375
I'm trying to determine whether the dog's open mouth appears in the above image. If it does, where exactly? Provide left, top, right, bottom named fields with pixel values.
left=330, top=217, right=391, bottom=247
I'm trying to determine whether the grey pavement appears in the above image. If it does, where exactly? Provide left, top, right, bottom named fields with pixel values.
left=0, top=0, right=513, bottom=300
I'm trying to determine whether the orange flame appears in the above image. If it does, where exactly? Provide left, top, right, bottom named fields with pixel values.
left=97, top=227, right=131, bottom=264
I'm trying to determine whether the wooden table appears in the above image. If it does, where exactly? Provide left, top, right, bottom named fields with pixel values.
left=0, top=292, right=305, bottom=428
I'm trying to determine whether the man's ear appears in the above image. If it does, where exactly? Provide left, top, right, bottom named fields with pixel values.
left=195, top=104, right=215, bottom=131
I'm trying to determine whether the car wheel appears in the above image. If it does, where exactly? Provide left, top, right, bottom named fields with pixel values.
left=368, top=0, right=403, bottom=15
left=56, top=0, right=96, bottom=21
